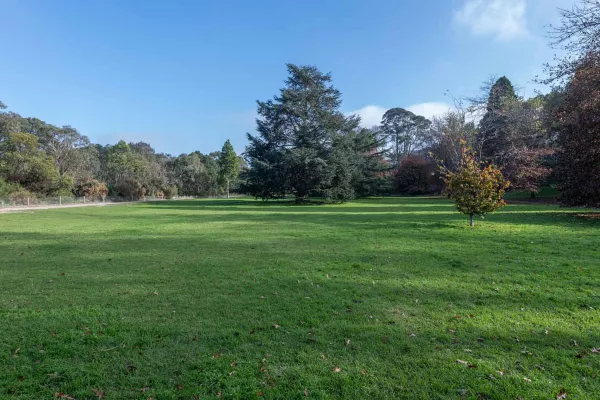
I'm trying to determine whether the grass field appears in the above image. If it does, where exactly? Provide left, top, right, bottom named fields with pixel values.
left=1, top=197, right=599, bottom=399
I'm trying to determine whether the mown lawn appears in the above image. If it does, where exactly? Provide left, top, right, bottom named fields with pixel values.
left=1, top=197, right=599, bottom=399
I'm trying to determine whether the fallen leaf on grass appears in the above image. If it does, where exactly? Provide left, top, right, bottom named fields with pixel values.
left=176, top=384, right=183, bottom=391
left=139, top=387, right=150, bottom=392
left=557, top=387, right=567, bottom=399
left=524, top=377, right=531, bottom=382
left=333, top=367, right=341, bottom=373
left=409, top=333, right=416, bottom=337
left=496, top=370, right=504, bottom=376
left=272, top=324, right=280, bottom=329
left=344, top=339, right=351, bottom=346
left=464, top=349, right=472, bottom=353
left=92, top=388, right=105, bottom=398
left=456, top=359, right=468, bottom=365
left=55, top=394, right=76, bottom=400
left=591, top=348, right=600, bottom=353
left=304, top=388, right=310, bottom=397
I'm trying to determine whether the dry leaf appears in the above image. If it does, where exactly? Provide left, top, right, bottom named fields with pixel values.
left=464, top=349, right=472, bottom=353
left=456, top=359, right=468, bottom=365
left=496, top=370, right=504, bottom=376
left=344, top=339, right=351, bottom=346
left=92, top=388, right=106, bottom=399
left=304, top=388, right=310, bottom=397
left=139, top=387, right=150, bottom=392
left=524, top=377, right=532, bottom=382
left=333, top=366, right=341, bottom=373
left=557, top=387, right=567, bottom=399
left=409, top=333, right=416, bottom=337
left=591, top=348, right=600, bottom=353
left=272, top=324, right=280, bottom=329
left=55, top=394, right=76, bottom=400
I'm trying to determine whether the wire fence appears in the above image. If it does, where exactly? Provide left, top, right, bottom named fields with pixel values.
left=0, top=195, right=196, bottom=210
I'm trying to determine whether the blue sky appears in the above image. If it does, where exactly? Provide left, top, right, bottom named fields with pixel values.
left=0, top=0, right=573, bottom=155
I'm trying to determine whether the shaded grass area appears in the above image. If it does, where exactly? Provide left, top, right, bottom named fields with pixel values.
left=1, top=197, right=599, bottom=399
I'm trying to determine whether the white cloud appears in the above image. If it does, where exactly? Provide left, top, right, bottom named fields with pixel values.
left=455, top=0, right=529, bottom=41
left=349, top=102, right=452, bottom=127
left=406, top=102, right=453, bottom=120
left=348, top=105, right=387, bottom=128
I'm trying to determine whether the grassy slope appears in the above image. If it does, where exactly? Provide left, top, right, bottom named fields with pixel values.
left=1, top=197, right=599, bottom=399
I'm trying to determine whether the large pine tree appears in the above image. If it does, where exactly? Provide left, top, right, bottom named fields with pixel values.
left=245, top=64, right=360, bottom=203
left=477, top=76, right=517, bottom=165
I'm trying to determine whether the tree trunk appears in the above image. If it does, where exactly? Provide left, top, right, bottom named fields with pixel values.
left=295, top=196, right=303, bottom=204
left=530, top=191, right=536, bottom=199
left=469, top=213, right=474, bottom=227
left=227, top=179, right=230, bottom=199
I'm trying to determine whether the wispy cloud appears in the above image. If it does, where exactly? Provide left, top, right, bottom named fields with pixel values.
left=455, top=0, right=529, bottom=41
left=349, top=102, right=452, bottom=127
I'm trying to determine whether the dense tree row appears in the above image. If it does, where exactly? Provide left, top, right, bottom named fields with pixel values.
left=2, top=1, right=597, bottom=207
left=0, top=105, right=244, bottom=202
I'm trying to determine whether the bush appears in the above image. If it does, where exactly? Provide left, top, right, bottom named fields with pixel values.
left=394, top=156, right=435, bottom=195
left=75, top=180, right=109, bottom=201
left=8, top=188, right=37, bottom=205
left=115, top=179, right=146, bottom=200
left=0, top=178, right=22, bottom=198
left=163, top=185, right=178, bottom=199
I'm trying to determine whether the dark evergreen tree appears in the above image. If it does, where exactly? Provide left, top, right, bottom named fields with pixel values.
left=477, top=76, right=517, bottom=165
left=245, top=64, right=360, bottom=203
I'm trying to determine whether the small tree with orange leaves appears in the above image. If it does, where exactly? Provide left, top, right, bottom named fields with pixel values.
left=439, top=144, right=510, bottom=227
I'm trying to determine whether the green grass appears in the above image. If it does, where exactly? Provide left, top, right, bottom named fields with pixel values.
left=1, top=197, right=599, bottom=399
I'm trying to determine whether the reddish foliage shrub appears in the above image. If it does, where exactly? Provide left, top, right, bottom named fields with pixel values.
left=394, top=156, right=436, bottom=195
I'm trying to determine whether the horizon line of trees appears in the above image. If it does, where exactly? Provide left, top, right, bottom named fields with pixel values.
left=2, top=0, right=598, bottom=207
left=0, top=105, right=245, bottom=203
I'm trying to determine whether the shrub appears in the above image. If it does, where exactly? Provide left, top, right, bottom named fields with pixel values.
left=0, top=178, right=22, bottom=198
left=116, top=179, right=146, bottom=200
left=163, top=185, right=178, bottom=199
left=75, top=180, right=109, bottom=201
left=394, top=156, right=435, bottom=195
left=8, top=188, right=37, bottom=205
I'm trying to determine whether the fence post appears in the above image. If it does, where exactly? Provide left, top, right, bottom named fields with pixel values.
left=83, top=196, right=86, bottom=204
left=59, top=196, right=62, bottom=206
left=27, top=197, right=30, bottom=206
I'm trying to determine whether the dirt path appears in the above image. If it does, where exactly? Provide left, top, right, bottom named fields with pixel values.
left=0, top=201, right=137, bottom=213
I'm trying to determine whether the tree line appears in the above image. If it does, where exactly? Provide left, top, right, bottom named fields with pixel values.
left=1, top=0, right=598, bottom=207
left=245, top=0, right=599, bottom=207
left=0, top=107, right=243, bottom=202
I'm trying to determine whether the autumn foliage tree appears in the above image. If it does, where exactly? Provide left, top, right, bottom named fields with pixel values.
left=440, top=145, right=510, bottom=227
